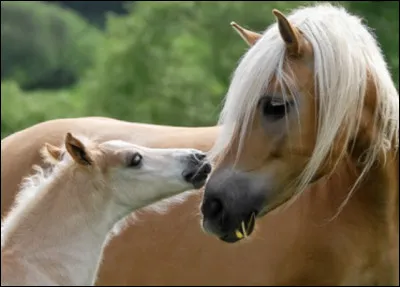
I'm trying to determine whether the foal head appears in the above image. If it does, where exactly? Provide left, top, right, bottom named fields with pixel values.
left=43, top=132, right=212, bottom=211
left=201, top=4, right=399, bottom=243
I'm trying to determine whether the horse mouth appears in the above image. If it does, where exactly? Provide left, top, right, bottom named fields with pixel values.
left=219, top=212, right=256, bottom=243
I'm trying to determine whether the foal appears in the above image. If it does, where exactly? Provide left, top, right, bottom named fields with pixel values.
left=1, top=132, right=211, bottom=286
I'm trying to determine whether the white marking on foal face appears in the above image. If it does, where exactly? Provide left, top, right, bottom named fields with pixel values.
left=99, top=140, right=212, bottom=210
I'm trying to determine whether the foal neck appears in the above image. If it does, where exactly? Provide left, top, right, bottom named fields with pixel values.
left=1, top=164, right=121, bottom=286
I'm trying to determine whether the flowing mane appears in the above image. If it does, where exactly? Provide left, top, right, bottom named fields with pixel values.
left=211, top=3, right=399, bottom=203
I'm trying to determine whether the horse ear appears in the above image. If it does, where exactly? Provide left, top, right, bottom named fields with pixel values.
left=272, top=9, right=303, bottom=57
left=65, top=132, right=93, bottom=166
left=230, top=21, right=262, bottom=46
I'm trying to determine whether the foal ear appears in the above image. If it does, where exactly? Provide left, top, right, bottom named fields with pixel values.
left=272, top=9, right=303, bottom=57
left=45, top=143, right=62, bottom=161
left=65, top=132, right=93, bottom=166
left=41, top=143, right=63, bottom=165
left=230, top=21, right=262, bottom=46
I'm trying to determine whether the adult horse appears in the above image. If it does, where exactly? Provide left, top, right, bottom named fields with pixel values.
left=201, top=3, right=399, bottom=285
left=1, top=3, right=398, bottom=286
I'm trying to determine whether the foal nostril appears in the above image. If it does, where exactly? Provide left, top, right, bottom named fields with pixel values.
left=202, top=197, right=223, bottom=220
left=201, top=162, right=212, bottom=174
left=182, top=170, right=194, bottom=183
left=182, top=152, right=212, bottom=188
left=192, top=152, right=206, bottom=162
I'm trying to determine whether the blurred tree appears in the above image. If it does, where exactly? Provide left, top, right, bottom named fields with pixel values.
left=1, top=1, right=398, bottom=139
left=343, top=1, right=399, bottom=84
left=55, top=1, right=132, bottom=28
left=82, top=1, right=311, bottom=126
left=1, top=81, right=84, bottom=139
left=1, top=1, right=103, bottom=90
left=83, top=1, right=399, bottom=127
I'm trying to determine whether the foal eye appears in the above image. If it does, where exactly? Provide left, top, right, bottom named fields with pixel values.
left=260, top=97, right=291, bottom=121
left=127, top=152, right=142, bottom=168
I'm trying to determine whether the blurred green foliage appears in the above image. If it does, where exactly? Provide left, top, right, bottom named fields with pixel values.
left=1, top=81, right=85, bottom=138
left=1, top=1, right=398, bottom=139
left=1, top=1, right=103, bottom=90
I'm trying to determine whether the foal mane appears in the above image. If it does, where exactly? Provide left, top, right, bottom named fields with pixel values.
left=17, top=134, right=97, bottom=201
left=1, top=147, right=59, bottom=246
left=1, top=135, right=100, bottom=234
left=211, top=3, right=399, bottom=207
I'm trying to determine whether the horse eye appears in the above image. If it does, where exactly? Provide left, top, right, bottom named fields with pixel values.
left=260, top=97, right=291, bottom=121
left=128, top=152, right=142, bottom=168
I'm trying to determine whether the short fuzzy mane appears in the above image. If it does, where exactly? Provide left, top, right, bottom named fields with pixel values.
left=1, top=161, right=57, bottom=247
left=1, top=134, right=100, bottom=245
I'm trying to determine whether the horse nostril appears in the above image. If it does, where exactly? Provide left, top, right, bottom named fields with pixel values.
left=202, top=197, right=223, bottom=220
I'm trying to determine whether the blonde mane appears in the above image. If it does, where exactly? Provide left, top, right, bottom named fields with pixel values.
left=1, top=164, right=55, bottom=248
left=1, top=143, right=69, bottom=243
left=12, top=135, right=97, bottom=205
left=1, top=136, right=101, bottom=244
left=211, top=3, right=399, bottom=208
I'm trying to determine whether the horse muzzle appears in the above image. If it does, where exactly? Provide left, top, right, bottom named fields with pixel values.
left=200, top=168, right=268, bottom=243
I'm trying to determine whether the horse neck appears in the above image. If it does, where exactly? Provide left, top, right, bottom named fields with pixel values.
left=1, top=164, right=122, bottom=286
left=309, top=146, right=398, bottom=224
left=311, top=147, right=399, bottom=283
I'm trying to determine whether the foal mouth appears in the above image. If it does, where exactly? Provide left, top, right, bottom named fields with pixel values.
left=183, top=162, right=212, bottom=189
left=219, top=212, right=257, bottom=243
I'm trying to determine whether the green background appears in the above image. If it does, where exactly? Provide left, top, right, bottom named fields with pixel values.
left=1, top=1, right=398, bottom=139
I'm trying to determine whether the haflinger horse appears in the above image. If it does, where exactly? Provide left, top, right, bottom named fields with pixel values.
left=1, top=3, right=398, bottom=286
left=201, top=2, right=399, bottom=285
left=1, top=132, right=212, bottom=286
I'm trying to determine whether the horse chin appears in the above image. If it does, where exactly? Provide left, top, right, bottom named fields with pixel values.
left=219, top=233, right=242, bottom=243
left=219, top=222, right=257, bottom=244
left=257, top=207, right=270, bottom=218
left=202, top=211, right=257, bottom=243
